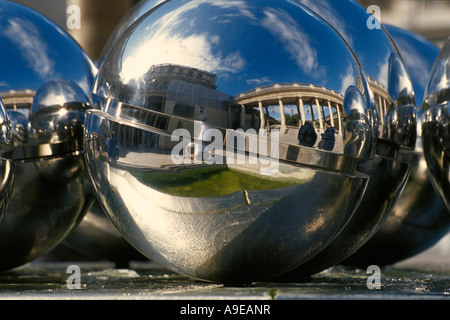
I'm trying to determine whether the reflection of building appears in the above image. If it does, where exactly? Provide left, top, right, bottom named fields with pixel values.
left=367, top=77, right=392, bottom=125
left=143, top=64, right=230, bottom=130
left=0, top=89, right=35, bottom=118
left=116, top=64, right=232, bottom=150
left=115, top=64, right=346, bottom=154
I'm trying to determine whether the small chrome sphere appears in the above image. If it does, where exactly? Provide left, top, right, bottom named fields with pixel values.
left=0, top=2, right=96, bottom=272
left=344, top=25, right=450, bottom=267
left=85, top=0, right=378, bottom=283
left=422, top=36, right=450, bottom=214
left=272, top=0, right=416, bottom=279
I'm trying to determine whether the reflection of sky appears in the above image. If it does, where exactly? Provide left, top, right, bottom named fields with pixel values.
left=387, top=26, right=439, bottom=105
left=118, top=0, right=360, bottom=97
left=297, top=0, right=411, bottom=97
left=0, top=2, right=94, bottom=98
left=407, top=34, right=448, bottom=102
left=426, top=55, right=450, bottom=97
left=296, top=0, right=356, bottom=49
left=5, top=18, right=54, bottom=80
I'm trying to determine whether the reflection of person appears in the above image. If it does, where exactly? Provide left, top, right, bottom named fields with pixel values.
left=106, top=132, right=118, bottom=160
left=298, top=121, right=317, bottom=147
left=318, top=121, right=335, bottom=151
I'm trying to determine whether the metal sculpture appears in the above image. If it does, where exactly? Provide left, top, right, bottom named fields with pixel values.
left=84, top=0, right=379, bottom=283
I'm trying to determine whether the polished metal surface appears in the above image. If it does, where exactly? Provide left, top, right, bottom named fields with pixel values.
left=344, top=25, right=450, bottom=267
left=0, top=1, right=96, bottom=271
left=296, top=0, right=417, bottom=151
left=99, top=0, right=167, bottom=62
left=0, top=98, right=14, bottom=224
left=85, top=0, right=380, bottom=283
left=62, top=0, right=167, bottom=266
left=62, top=198, right=148, bottom=268
left=422, top=36, right=450, bottom=213
left=271, top=0, right=417, bottom=280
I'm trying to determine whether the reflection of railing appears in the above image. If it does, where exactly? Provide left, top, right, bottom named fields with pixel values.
left=103, top=100, right=357, bottom=173
left=237, top=83, right=342, bottom=99
left=146, top=63, right=217, bottom=88
left=0, top=89, right=35, bottom=115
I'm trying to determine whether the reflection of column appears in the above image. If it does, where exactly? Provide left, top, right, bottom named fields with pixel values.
left=315, top=98, right=323, bottom=131
left=336, top=103, right=342, bottom=135
left=278, top=99, right=286, bottom=126
left=327, top=101, right=334, bottom=127
left=299, top=97, right=306, bottom=126
left=258, top=101, right=265, bottom=129
left=240, top=105, right=245, bottom=128
left=378, top=95, right=383, bottom=121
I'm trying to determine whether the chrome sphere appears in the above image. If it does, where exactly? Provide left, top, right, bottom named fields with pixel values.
left=0, top=2, right=96, bottom=272
left=272, top=0, right=415, bottom=279
left=63, top=198, right=148, bottom=267
left=85, top=0, right=378, bottom=283
left=100, top=0, right=167, bottom=62
left=62, top=0, right=166, bottom=266
left=0, top=98, right=14, bottom=224
left=422, top=36, right=450, bottom=214
left=344, top=26, right=450, bottom=267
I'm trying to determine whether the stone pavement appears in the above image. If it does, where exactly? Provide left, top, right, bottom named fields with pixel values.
left=0, top=233, right=449, bottom=301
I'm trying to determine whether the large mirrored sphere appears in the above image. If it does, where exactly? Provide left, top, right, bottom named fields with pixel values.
left=85, top=0, right=380, bottom=283
left=100, top=0, right=167, bottom=62
left=0, top=1, right=96, bottom=272
left=271, top=0, right=415, bottom=280
left=422, top=36, right=450, bottom=216
left=345, top=25, right=450, bottom=267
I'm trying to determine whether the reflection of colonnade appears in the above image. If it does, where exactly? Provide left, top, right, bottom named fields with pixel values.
left=110, top=64, right=350, bottom=155
left=1, top=90, right=35, bottom=143
left=367, top=77, right=392, bottom=125
left=0, top=89, right=35, bottom=117
left=229, top=83, right=344, bottom=133
left=227, top=83, right=344, bottom=151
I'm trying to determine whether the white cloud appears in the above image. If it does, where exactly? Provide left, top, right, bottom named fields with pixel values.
left=4, top=18, right=54, bottom=80
left=340, top=63, right=356, bottom=94
left=121, top=0, right=249, bottom=84
left=260, top=7, right=326, bottom=78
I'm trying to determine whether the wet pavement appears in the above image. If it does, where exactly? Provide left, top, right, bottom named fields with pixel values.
left=0, top=234, right=449, bottom=301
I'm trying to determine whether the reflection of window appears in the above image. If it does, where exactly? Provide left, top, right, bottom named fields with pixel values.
left=245, top=106, right=261, bottom=131
left=121, top=104, right=169, bottom=131
left=230, top=106, right=241, bottom=129
left=173, top=104, right=195, bottom=118
left=148, top=79, right=169, bottom=90
left=146, top=96, right=164, bottom=112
